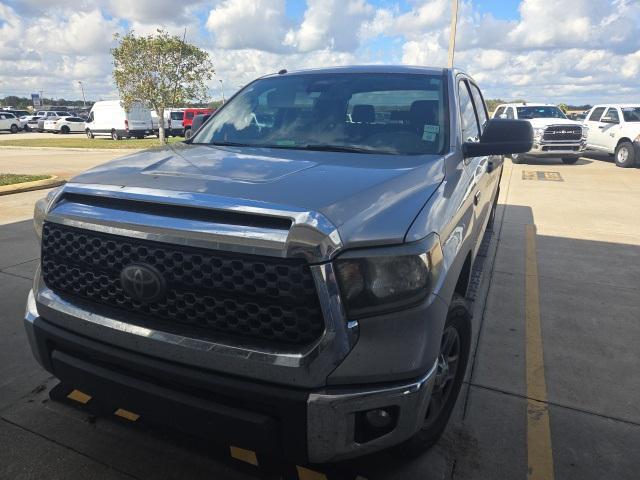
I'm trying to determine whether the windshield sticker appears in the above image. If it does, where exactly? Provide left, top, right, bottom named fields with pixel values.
left=424, top=125, right=440, bottom=133
left=422, top=132, right=436, bottom=142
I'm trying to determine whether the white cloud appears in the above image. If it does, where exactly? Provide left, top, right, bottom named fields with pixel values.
left=284, top=0, right=375, bottom=52
left=206, top=0, right=288, bottom=52
left=2, top=0, right=640, bottom=106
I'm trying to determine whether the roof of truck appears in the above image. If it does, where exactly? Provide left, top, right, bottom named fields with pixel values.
left=262, top=65, right=451, bottom=77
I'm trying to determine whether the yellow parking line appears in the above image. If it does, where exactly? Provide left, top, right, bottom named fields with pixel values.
left=525, top=224, right=554, bottom=480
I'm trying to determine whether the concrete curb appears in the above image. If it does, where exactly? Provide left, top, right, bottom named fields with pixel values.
left=0, top=146, right=142, bottom=153
left=0, top=175, right=65, bottom=196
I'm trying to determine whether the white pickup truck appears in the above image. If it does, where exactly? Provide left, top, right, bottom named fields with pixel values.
left=583, top=104, right=640, bottom=168
left=493, top=103, right=586, bottom=164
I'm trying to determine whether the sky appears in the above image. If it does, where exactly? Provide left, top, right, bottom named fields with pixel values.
left=1, top=0, right=639, bottom=105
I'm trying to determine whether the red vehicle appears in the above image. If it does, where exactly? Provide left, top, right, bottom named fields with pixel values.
left=182, top=108, right=214, bottom=139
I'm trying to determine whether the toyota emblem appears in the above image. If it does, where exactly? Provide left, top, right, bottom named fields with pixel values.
left=120, top=263, right=166, bottom=303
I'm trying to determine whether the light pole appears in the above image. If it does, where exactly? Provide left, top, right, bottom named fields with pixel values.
left=78, top=81, right=86, bottom=108
left=447, top=0, right=459, bottom=68
left=219, top=79, right=225, bottom=104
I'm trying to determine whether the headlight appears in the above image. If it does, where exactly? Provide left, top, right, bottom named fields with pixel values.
left=34, top=186, right=64, bottom=238
left=533, top=128, right=545, bottom=138
left=335, top=235, right=443, bottom=318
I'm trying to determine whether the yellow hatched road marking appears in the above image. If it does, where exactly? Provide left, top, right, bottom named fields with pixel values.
left=114, top=408, right=140, bottom=422
left=296, top=465, right=328, bottom=480
left=525, top=224, right=555, bottom=480
left=67, top=389, right=92, bottom=404
left=229, top=446, right=258, bottom=466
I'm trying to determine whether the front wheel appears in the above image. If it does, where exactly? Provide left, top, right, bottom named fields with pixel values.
left=184, top=128, right=192, bottom=140
left=614, top=141, right=636, bottom=168
left=561, top=157, right=579, bottom=165
left=111, top=130, right=122, bottom=141
left=61, top=126, right=70, bottom=134
left=86, top=129, right=94, bottom=139
left=397, top=295, right=471, bottom=457
left=510, top=153, right=525, bottom=164
left=10, top=124, right=18, bottom=134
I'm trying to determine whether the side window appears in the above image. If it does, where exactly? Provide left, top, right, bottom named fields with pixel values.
left=588, top=107, right=606, bottom=122
left=87, top=112, right=94, bottom=123
left=506, top=107, right=515, bottom=119
left=605, top=108, right=619, bottom=122
left=469, top=83, right=488, bottom=133
left=458, top=80, right=480, bottom=142
left=494, top=106, right=505, bottom=118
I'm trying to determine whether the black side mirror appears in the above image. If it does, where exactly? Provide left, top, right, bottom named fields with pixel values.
left=463, top=119, right=533, bottom=158
left=600, top=116, right=619, bottom=124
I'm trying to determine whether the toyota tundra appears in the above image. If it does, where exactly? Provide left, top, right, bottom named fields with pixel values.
left=25, top=66, right=532, bottom=463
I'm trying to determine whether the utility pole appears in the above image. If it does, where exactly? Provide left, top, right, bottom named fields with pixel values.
left=78, top=81, right=86, bottom=108
left=219, top=79, right=225, bottom=104
left=447, top=0, right=459, bottom=68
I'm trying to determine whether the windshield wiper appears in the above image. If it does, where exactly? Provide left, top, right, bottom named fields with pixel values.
left=301, top=144, right=387, bottom=154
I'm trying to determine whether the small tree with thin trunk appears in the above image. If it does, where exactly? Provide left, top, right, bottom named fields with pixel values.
left=111, top=29, right=214, bottom=144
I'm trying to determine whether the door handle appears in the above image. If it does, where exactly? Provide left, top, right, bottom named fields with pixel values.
left=474, top=191, right=481, bottom=206
left=598, top=126, right=605, bottom=129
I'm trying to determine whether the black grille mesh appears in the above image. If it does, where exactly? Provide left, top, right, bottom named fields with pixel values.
left=543, top=125, right=582, bottom=141
left=41, top=222, right=324, bottom=345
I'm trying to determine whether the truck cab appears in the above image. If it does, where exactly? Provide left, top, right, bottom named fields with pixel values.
left=584, top=104, right=640, bottom=168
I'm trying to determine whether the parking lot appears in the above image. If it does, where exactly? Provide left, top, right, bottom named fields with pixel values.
left=0, top=148, right=638, bottom=480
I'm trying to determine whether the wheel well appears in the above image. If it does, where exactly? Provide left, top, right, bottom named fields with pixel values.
left=616, top=137, right=633, bottom=149
left=454, top=252, right=473, bottom=298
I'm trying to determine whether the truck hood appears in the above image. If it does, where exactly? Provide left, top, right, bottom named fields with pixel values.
left=70, top=143, right=445, bottom=250
left=526, top=118, right=582, bottom=128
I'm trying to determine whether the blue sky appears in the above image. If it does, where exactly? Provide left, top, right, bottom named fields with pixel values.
left=1, top=1, right=639, bottom=104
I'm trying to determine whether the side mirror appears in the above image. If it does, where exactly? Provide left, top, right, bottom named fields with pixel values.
left=463, top=119, right=533, bottom=158
left=600, top=116, right=619, bottom=124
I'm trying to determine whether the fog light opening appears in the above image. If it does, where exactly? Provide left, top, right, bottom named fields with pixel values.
left=355, top=406, right=399, bottom=444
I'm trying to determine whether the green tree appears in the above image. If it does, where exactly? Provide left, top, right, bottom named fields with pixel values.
left=111, top=29, right=214, bottom=143
left=558, top=103, right=569, bottom=113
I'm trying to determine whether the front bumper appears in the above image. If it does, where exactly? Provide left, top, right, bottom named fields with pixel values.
left=526, top=139, right=586, bottom=157
left=24, top=290, right=436, bottom=463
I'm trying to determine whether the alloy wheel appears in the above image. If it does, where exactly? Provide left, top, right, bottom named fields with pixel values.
left=424, top=326, right=461, bottom=428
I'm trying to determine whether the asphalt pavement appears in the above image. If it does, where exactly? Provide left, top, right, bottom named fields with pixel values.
left=0, top=148, right=638, bottom=479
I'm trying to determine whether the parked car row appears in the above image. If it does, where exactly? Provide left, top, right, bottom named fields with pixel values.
left=493, top=102, right=640, bottom=167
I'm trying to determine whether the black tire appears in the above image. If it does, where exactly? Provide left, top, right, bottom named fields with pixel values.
left=561, top=157, right=579, bottom=165
left=111, top=130, right=121, bottom=141
left=23, top=125, right=30, bottom=132
left=184, top=128, right=192, bottom=140
left=510, top=153, right=525, bottom=164
left=10, top=124, right=18, bottom=134
left=614, top=141, right=636, bottom=168
left=86, top=129, right=94, bottom=139
left=61, top=126, right=70, bottom=134
left=397, top=295, right=472, bottom=457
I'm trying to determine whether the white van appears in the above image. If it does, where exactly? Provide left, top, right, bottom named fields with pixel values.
left=85, top=100, right=153, bottom=140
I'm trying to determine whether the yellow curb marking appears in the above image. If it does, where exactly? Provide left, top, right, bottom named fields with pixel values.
left=114, top=408, right=140, bottom=422
left=67, top=389, right=92, bottom=404
left=296, top=465, right=328, bottom=480
left=525, top=224, right=554, bottom=480
left=230, top=446, right=258, bottom=466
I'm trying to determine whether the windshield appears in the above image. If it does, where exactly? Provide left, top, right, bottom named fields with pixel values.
left=621, top=107, right=640, bottom=122
left=516, top=106, right=567, bottom=119
left=192, top=73, right=447, bottom=155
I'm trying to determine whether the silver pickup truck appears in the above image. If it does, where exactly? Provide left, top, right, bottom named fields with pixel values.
left=26, top=66, right=531, bottom=463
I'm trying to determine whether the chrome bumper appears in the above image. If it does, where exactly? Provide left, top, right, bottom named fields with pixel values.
left=307, top=360, right=437, bottom=463
left=528, top=139, right=586, bottom=157
left=25, top=290, right=436, bottom=463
